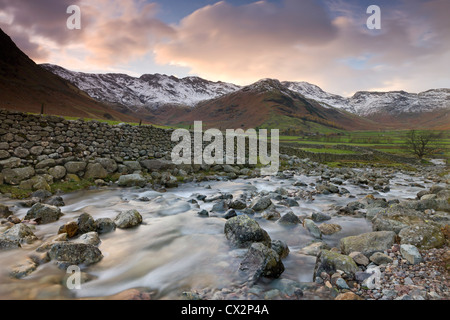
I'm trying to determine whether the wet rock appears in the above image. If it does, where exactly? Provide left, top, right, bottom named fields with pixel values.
left=25, top=203, right=63, bottom=224
left=48, top=242, right=103, bottom=266
left=58, top=221, right=79, bottom=238
left=1, top=223, right=38, bottom=244
left=230, top=199, right=247, bottom=210
left=75, top=232, right=101, bottom=246
left=400, top=244, right=422, bottom=265
left=95, top=218, right=116, bottom=234
left=10, top=259, right=37, bottom=279
left=224, top=209, right=237, bottom=219
left=319, top=223, right=342, bottom=235
left=197, top=209, right=209, bottom=217
left=261, top=208, right=281, bottom=221
left=250, top=196, right=273, bottom=212
left=271, top=239, right=290, bottom=259
left=224, top=215, right=271, bottom=249
left=45, top=196, right=65, bottom=207
left=0, top=238, right=21, bottom=250
left=298, top=241, right=330, bottom=256
left=277, top=211, right=300, bottom=225
left=114, top=209, right=143, bottom=229
left=0, top=204, right=12, bottom=218
left=239, top=243, right=285, bottom=282
left=340, top=231, right=396, bottom=257
left=311, top=212, right=331, bottom=222
left=77, top=213, right=97, bottom=235
left=118, top=174, right=146, bottom=188
left=313, top=250, right=358, bottom=281
left=304, top=219, right=322, bottom=239
left=211, top=200, right=228, bottom=213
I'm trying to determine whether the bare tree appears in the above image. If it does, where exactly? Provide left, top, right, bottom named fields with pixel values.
left=405, top=130, right=443, bottom=159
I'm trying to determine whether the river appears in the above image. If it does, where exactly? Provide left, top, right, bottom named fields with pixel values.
left=0, top=169, right=441, bottom=300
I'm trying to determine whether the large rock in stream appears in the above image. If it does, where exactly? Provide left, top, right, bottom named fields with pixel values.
left=239, top=243, right=285, bottom=282
left=224, top=215, right=271, bottom=248
left=48, top=242, right=103, bottom=267
left=340, top=231, right=396, bottom=257
left=313, top=250, right=358, bottom=280
left=25, top=203, right=63, bottom=224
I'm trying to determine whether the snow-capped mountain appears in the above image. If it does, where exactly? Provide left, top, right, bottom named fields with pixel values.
left=284, top=81, right=450, bottom=116
left=40, top=64, right=241, bottom=110
left=42, top=63, right=449, bottom=119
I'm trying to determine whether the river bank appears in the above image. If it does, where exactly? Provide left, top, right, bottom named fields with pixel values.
left=0, top=155, right=448, bottom=300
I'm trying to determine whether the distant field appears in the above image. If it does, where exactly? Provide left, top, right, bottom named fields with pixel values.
left=279, top=130, right=450, bottom=160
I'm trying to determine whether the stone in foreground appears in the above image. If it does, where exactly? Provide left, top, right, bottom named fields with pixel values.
left=340, top=231, right=396, bottom=257
left=48, top=242, right=103, bottom=266
left=224, top=215, right=271, bottom=248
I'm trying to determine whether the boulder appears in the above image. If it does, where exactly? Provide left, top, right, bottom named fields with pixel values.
left=1, top=224, right=38, bottom=244
left=118, top=174, right=146, bottom=188
left=304, top=219, right=322, bottom=239
left=271, top=239, right=290, bottom=259
left=230, top=199, right=247, bottom=210
left=84, top=163, right=108, bottom=180
left=239, top=243, right=285, bottom=282
left=340, top=231, right=396, bottom=257
left=139, top=159, right=175, bottom=171
left=400, top=244, right=422, bottom=265
left=277, top=211, right=300, bottom=225
left=77, top=213, right=97, bottom=235
left=313, top=250, right=358, bottom=280
left=114, top=210, right=143, bottom=229
left=58, top=221, right=79, bottom=238
left=25, top=203, right=63, bottom=224
left=95, top=158, right=118, bottom=173
left=64, top=161, right=87, bottom=174
left=311, top=212, right=331, bottom=222
left=48, top=242, right=103, bottom=266
left=398, top=224, right=445, bottom=249
left=319, top=223, right=342, bottom=235
left=74, top=232, right=101, bottom=246
left=369, top=252, right=393, bottom=265
left=298, top=241, right=330, bottom=256
left=250, top=196, right=273, bottom=212
left=349, top=252, right=370, bottom=266
left=95, top=218, right=116, bottom=234
left=2, top=166, right=35, bottom=184
left=0, top=238, right=21, bottom=250
left=224, top=215, right=271, bottom=248
left=0, top=204, right=12, bottom=218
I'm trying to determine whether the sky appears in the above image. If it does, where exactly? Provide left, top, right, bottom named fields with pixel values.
left=0, top=0, right=449, bottom=97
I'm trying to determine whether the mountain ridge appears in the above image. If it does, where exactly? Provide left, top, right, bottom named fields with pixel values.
left=41, top=63, right=449, bottom=129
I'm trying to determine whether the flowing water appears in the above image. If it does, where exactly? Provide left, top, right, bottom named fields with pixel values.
left=0, top=170, right=440, bottom=300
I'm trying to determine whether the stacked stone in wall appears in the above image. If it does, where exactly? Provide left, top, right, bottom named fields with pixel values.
left=0, top=109, right=177, bottom=189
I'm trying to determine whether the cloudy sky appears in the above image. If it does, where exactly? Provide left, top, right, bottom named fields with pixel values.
left=0, top=0, right=449, bottom=96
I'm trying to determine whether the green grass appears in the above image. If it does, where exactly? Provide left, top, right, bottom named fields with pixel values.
left=279, top=129, right=450, bottom=160
left=301, top=148, right=358, bottom=154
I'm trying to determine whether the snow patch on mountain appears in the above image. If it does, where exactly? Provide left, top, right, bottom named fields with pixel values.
left=41, top=64, right=241, bottom=109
